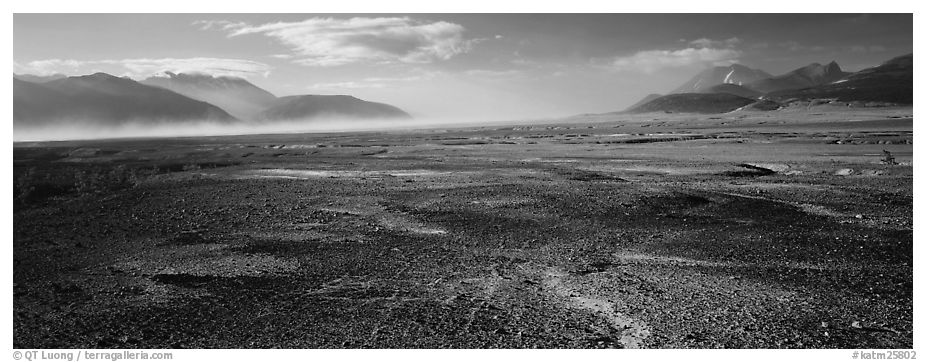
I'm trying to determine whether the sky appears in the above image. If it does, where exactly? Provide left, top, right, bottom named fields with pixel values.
left=13, top=13, right=913, bottom=121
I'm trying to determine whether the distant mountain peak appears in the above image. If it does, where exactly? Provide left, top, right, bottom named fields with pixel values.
left=627, top=93, right=756, bottom=114
left=143, top=71, right=261, bottom=87
left=84, top=72, right=119, bottom=79
left=141, top=71, right=278, bottom=121
left=259, top=94, right=411, bottom=121
left=151, top=71, right=252, bottom=82
left=14, top=72, right=236, bottom=127
left=151, top=70, right=178, bottom=78
left=672, top=64, right=771, bottom=93
left=747, top=60, right=849, bottom=93
left=62, top=72, right=135, bottom=86
left=765, top=53, right=912, bottom=104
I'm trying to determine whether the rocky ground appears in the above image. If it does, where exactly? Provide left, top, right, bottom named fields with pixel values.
left=13, top=108, right=913, bottom=348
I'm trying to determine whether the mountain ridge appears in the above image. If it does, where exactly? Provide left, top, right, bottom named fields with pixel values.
left=258, top=95, right=412, bottom=122
left=672, top=64, right=772, bottom=93
left=746, top=61, right=849, bottom=93
left=14, top=73, right=238, bottom=127
left=765, top=53, right=912, bottom=104
left=141, top=72, right=278, bottom=121
left=624, top=53, right=911, bottom=115
left=627, top=93, right=756, bottom=114
left=14, top=71, right=416, bottom=128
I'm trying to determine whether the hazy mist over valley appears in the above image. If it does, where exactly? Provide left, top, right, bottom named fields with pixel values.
left=12, top=116, right=502, bottom=142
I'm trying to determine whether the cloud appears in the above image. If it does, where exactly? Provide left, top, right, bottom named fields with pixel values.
left=308, top=81, right=386, bottom=89
left=779, top=41, right=825, bottom=52
left=192, top=20, right=246, bottom=31
left=464, top=69, right=522, bottom=78
left=116, top=58, right=271, bottom=78
left=608, top=37, right=743, bottom=73
left=15, top=59, right=84, bottom=75
left=844, top=14, right=872, bottom=24
left=198, top=17, right=473, bottom=66
left=15, top=57, right=272, bottom=78
left=688, top=37, right=740, bottom=48
left=363, top=72, right=439, bottom=83
left=849, top=45, right=887, bottom=53
left=510, top=58, right=540, bottom=67
left=610, top=47, right=742, bottom=73
left=14, top=58, right=86, bottom=76
left=306, top=70, right=443, bottom=91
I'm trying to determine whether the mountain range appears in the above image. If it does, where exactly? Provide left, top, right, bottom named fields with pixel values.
left=672, top=64, right=772, bottom=93
left=14, top=73, right=236, bottom=127
left=624, top=53, right=913, bottom=114
left=766, top=54, right=913, bottom=104
left=13, top=52, right=914, bottom=129
left=747, top=61, right=848, bottom=94
left=13, top=72, right=413, bottom=128
left=259, top=95, right=411, bottom=122
left=626, top=93, right=756, bottom=114
left=140, top=72, right=278, bottom=121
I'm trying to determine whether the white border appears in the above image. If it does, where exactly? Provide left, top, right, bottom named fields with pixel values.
left=4, top=4, right=922, bottom=362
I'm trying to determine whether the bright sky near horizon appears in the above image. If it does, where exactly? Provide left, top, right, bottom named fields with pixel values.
left=13, top=13, right=913, bottom=121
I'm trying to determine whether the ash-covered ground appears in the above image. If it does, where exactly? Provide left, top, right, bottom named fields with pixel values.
left=13, top=108, right=913, bottom=348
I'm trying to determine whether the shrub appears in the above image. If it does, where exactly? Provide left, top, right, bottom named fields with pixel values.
left=15, top=167, right=38, bottom=202
left=73, top=165, right=153, bottom=195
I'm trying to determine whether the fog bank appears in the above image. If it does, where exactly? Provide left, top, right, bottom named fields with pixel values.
left=12, top=116, right=537, bottom=142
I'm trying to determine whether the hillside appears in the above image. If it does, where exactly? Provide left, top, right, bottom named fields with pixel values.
left=258, top=95, right=412, bottom=121
left=142, top=72, right=278, bottom=121
left=623, top=94, right=662, bottom=112
left=701, top=84, right=762, bottom=99
left=627, top=93, right=756, bottom=114
left=672, top=64, right=771, bottom=93
left=14, top=73, right=237, bottom=127
left=766, top=54, right=912, bottom=104
left=747, top=61, right=848, bottom=93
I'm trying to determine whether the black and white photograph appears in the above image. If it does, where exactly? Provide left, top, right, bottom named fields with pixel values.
left=9, top=6, right=919, bottom=357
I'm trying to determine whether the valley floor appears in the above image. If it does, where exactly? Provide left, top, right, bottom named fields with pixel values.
left=13, top=108, right=913, bottom=348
